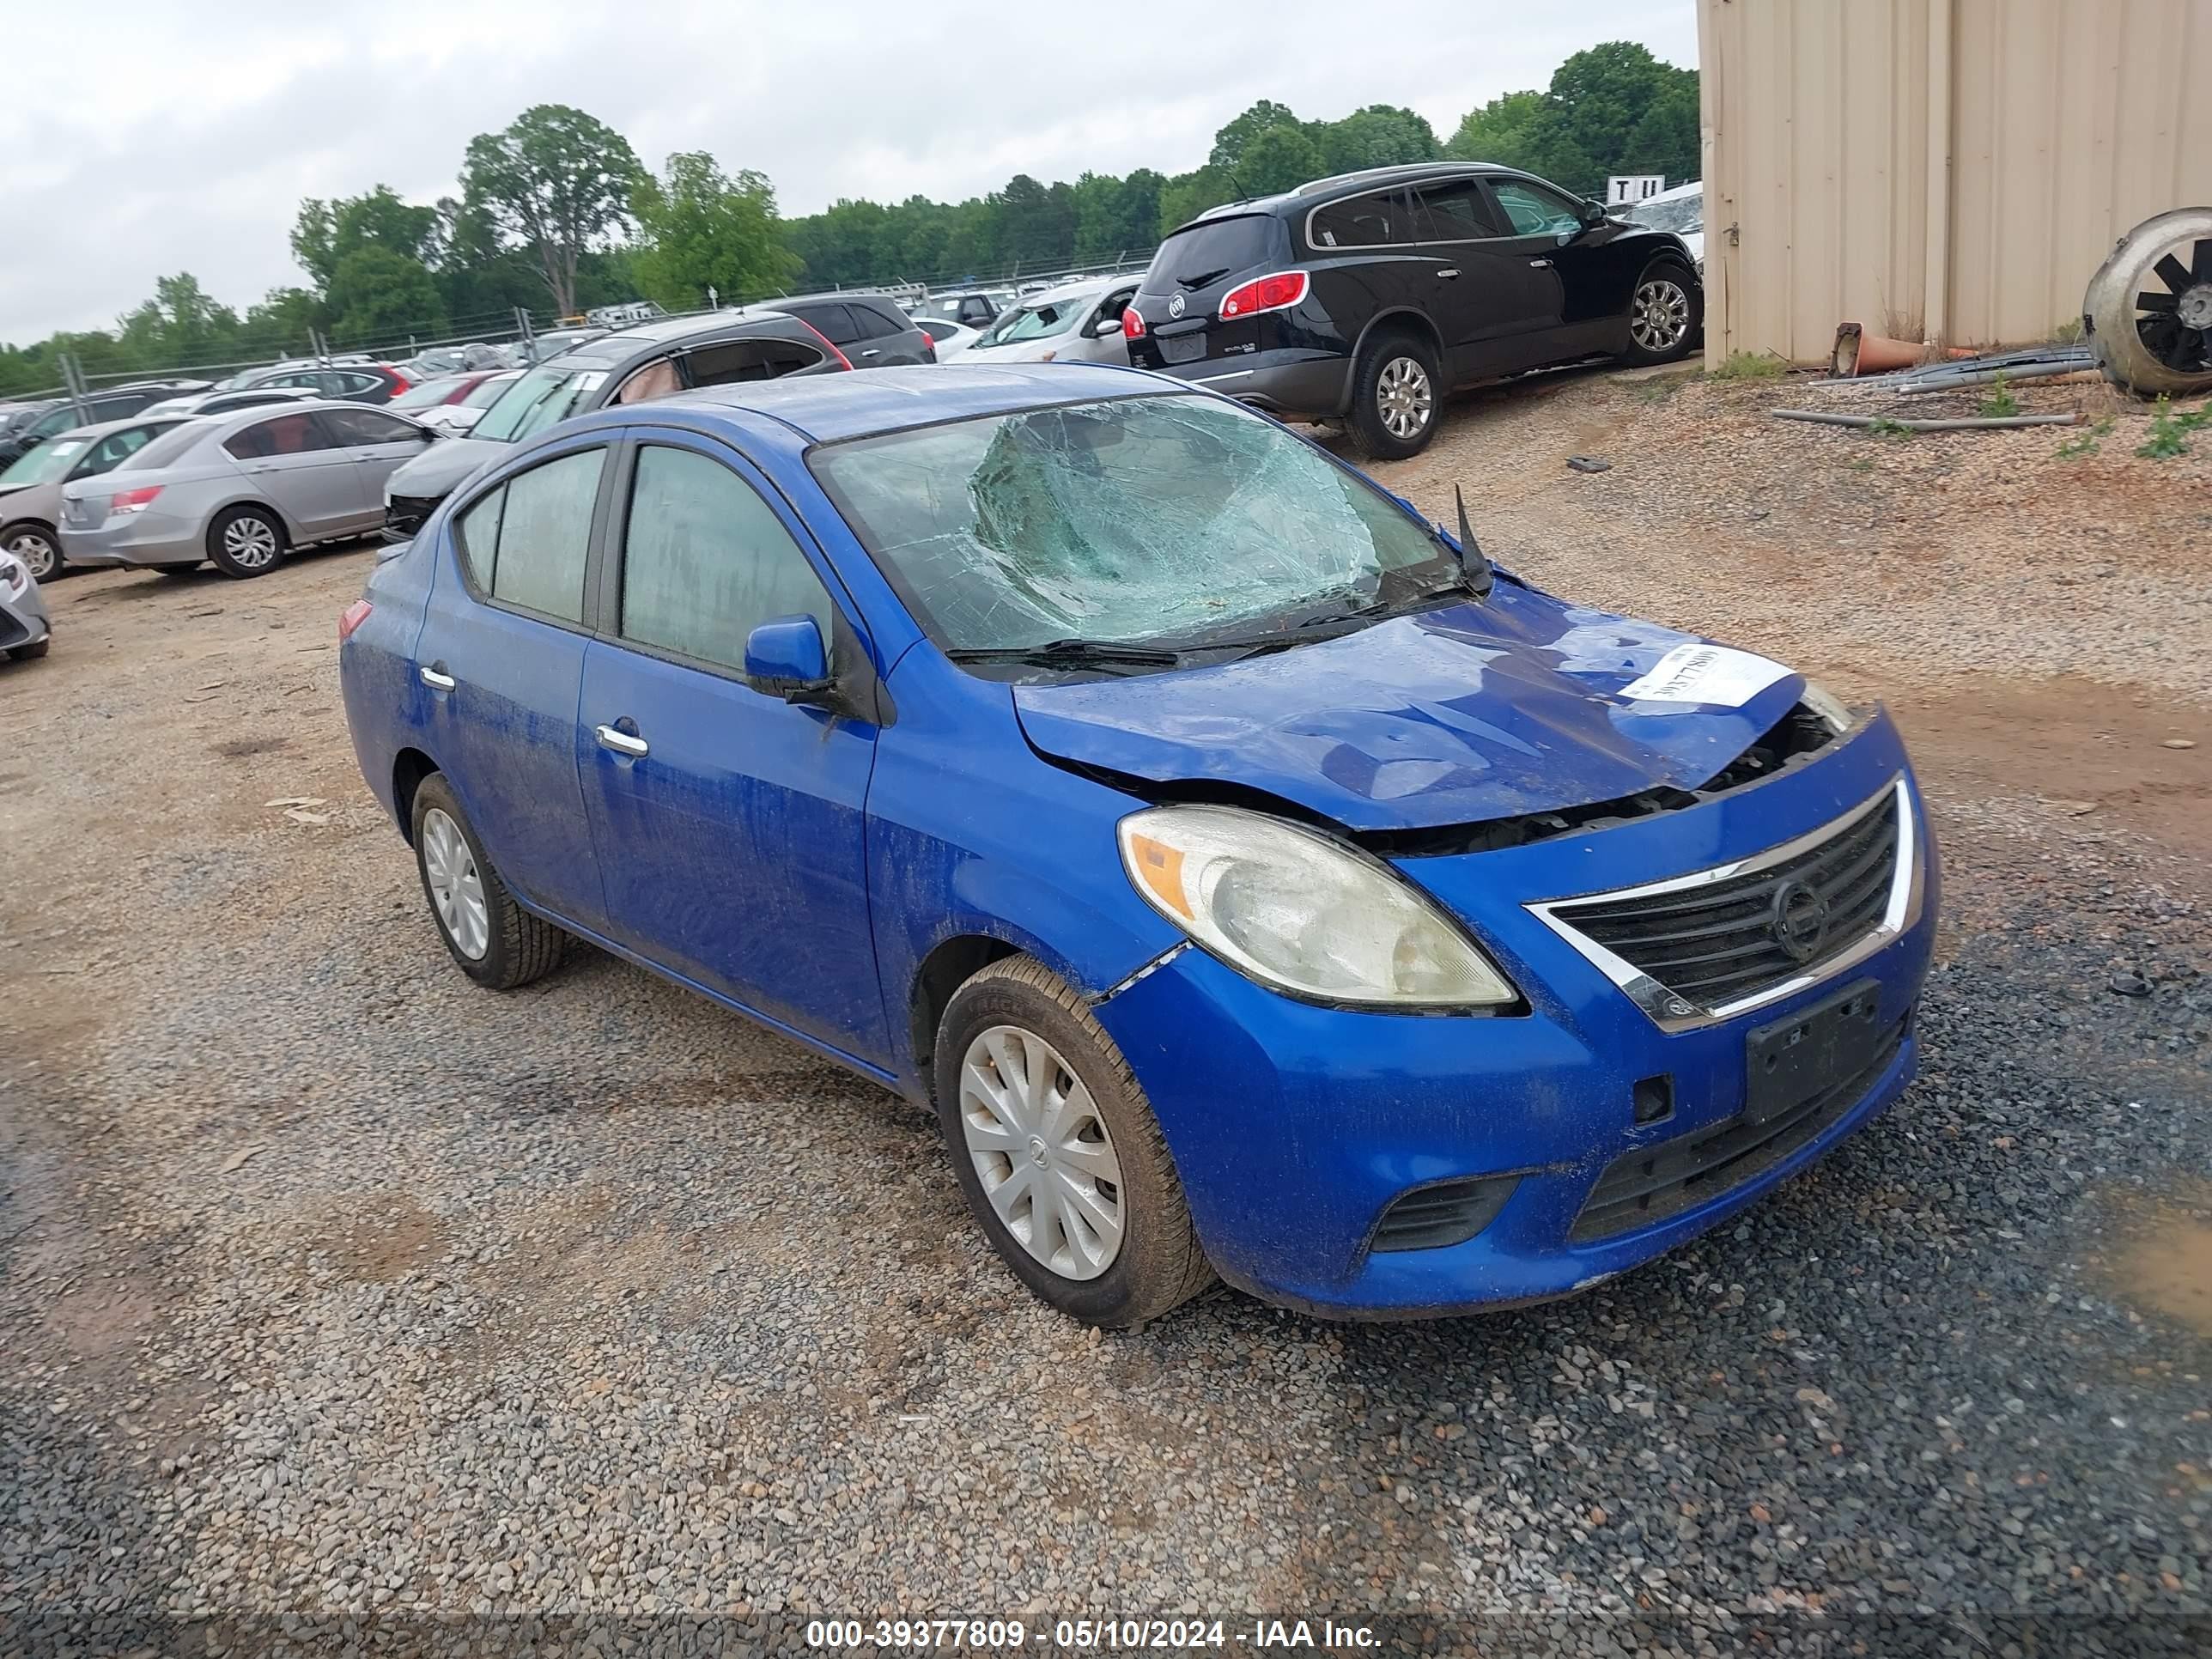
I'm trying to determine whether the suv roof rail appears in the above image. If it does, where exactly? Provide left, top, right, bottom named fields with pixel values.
left=1291, top=161, right=1483, bottom=197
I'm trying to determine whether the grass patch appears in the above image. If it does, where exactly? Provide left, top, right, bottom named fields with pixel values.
left=1977, top=371, right=2020, bottom=418
left=1867, top=416, right=1916, bottom=441
left=1633, top=373, right=1692, bottom=405
left=2136, top=395, right=2212, bottom=460
left=2047, top=317, right=2086, bottom=346
left=2057, top=416, right=2115, bottom=459
left=1709, top=350, right=1788, bottom=382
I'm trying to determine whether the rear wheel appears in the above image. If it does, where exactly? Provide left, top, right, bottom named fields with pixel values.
left=1623, top=261, right=1701, bottom=364
left=410, top=774, right=566, bottom=990
left=207, top=506, right=285, bottom=579
left=1346, top=331, right=1443, bottom=459
left=2, top=523, right=59, bottom=583
left=933, top=955, right=1214, bottom=1328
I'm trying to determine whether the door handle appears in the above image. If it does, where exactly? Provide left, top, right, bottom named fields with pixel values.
left=1528, top=258, right=1553, bottom=269
left=596, top=724, right=648, bottom=757
left=419, top=664, right=457, bottom=691
left=1437, top=268, right=1461, bottom=279
left=860, top=349, right=880, bottom=358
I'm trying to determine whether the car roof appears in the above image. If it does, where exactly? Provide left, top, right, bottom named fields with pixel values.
left=1014, top=275, right=1126, bottom=307
left=1175, top=161, right=1515, bottom=230
left=764, top=290, right=908, bottom=312
left=550, top=309, right=805, bottom=369
left=40, top=412, right=192, bottom=444
left=184, top=398, right=380, bottom=436
left=603, top=362, right=1173, bottom=444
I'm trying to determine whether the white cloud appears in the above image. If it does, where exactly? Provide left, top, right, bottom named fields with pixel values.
left=0, top=0, right=1696, bottom=342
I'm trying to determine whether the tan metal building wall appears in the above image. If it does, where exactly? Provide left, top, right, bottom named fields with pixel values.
left=1698, top=0, right=2212, bottom=365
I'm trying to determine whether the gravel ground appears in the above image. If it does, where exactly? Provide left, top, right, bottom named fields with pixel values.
left=3, top=370, right=2209, bottom=1657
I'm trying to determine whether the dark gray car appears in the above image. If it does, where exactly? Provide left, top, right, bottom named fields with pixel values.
left=380, top=308, right=847, bottom=539
left=751, top=292, right=935, bottom=367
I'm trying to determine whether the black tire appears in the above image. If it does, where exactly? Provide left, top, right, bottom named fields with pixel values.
left=1345, top=328, right=1444, bottom=460
left=409, top=773, right=565, bottom=991
left=9, top=637, right=50, bottom=661
left=933, top=955, right=1214, bottom=1328
left=1621, top=258, right=1703, bottom=366
left=206, top=506, right=287, bottom=580
left=2, top=522, right=61, bottom=583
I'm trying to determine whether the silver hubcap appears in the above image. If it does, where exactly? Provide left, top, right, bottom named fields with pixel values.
left=1376, top=356, right=1433, bottom=440
left=1632, top=278, right=1692, bottom=352
left=222, top=516, right=279, bottom=570
left=959, top=1025, right=1125, bottom=1279
left=2179, top=284, right=2212, bottom=330
left=421, top=807, right=490, bottom=961
left=7, top=532, right=55, bottom=580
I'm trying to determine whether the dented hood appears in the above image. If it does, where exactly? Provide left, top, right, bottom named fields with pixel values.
left=1011, top=584, right=1808, bottom=832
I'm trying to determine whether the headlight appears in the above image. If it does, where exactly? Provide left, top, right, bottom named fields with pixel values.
left=1801, top=679, right=1855, bottom=734
left=1117, top=804, right=1517, bottom=1009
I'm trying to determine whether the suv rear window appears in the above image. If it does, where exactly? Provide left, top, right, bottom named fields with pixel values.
left=1139, top=216, right=1277, bottom=295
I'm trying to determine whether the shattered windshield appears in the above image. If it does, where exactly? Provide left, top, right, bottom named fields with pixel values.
left=1626, top=191, right=1703, bottom=235
left=971, top=295, right=1091, bottom=348
left=811, top=393, right=1449, bottom=655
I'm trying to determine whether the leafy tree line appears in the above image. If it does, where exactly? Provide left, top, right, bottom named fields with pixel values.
left=0, top=42, right=1693, bottom=398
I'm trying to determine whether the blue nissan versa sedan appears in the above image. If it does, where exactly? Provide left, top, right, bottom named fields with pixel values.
left=337, top=364, right=1937, bottom=1328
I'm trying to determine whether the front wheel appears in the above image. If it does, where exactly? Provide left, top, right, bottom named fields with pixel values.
left=2, top=523, right=60, bottom=583
left=207, top=506, right=286, bottom=579
left=1346, top=331, right=1443, bottom=460
left=410, top=774, right=566, bottom=990
left=933, top=956, right=1214, bottom=1328
left=1623, top=262, right=1702, bottom=364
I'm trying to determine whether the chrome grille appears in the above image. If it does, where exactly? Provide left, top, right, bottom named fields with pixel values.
left=1530, top=778, right=1914, bottom=1026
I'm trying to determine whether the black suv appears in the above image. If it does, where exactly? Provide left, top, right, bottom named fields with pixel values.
left=1125, top=162, right=1702, bottom=458
left=0, top=381, right=209, bottom=466
left=757, top=292, right=936, bottom=367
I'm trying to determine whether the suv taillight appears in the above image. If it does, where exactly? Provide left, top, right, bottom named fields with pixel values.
left=1218, top=270, right=1310, bottom=320
left=1122, top=308, right=1146, bottom=339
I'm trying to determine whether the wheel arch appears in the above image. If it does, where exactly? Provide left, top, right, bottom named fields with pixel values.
left=391, top=746, right=441, bottom=846
left=1351, top=307, right=1445, bottom=370
left=909, top=933, right=1023, bottom=1095
left=207, top=496, right=303, bottom=547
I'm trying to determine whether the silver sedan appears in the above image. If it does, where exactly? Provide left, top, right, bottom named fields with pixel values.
left=57, top=402, right=440, bottom=580
left=0, top=545, right=51, bottom=661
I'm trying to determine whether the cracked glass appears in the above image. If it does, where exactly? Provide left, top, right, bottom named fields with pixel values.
left=810, top=393, right=1443, bottom=653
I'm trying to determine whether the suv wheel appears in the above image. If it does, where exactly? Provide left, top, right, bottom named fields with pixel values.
left=1347, top=331, right=1442, bottom=460
left=1624, top=261, right=1702, bottom=364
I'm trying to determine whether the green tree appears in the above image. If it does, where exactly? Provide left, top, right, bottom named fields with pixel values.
left=241, top=288, right=328, bottom=359
left=463, top=105, right=642, bottom=317
left=1445, top=89, right=1547, bottom=167
left=1157, top=167, right=1229, bottom=235
left=1208, top=99, right=1303, bottom=183
left=115, top=273, right=240, bottom=364
left=327, top=245, right=445, bottom=344
left=630, top=152, right=800, bottom=310
left=1313, top=105, right=1441, bottom=174
left=293, top=185, right=441, bottom=293
left=1447, top=44, right=1698, bottom=198
left=1238, top=124, right=1324, bottom=196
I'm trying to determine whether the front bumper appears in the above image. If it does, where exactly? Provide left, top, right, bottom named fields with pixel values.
left=0, top=590, right=50, bottom=649
left=1091, top=712, right=1940, bottom=1319
left=1152, top=347, right=1352, bottom=419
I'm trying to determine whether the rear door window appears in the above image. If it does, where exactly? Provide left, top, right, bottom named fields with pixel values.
left=472, top=448, right=605, bottom=623
left=849, top=302, right=908, bottom=341
left=322, top=408, right=421, bottom=447
left=1141, top=214, right=1277, bottom=294
left=1413, top=179, right=1506, bottom=241
left=1308, top=189, right=1421, bottom=250
left=224, top=411, right=343, bottom=459
left=617, top=445, right=833, bottom=673
left=794, top=303, right=866, bottom=346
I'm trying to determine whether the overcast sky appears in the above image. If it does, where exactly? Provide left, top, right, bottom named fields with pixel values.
left=0, top=1, right=1696, bottom=343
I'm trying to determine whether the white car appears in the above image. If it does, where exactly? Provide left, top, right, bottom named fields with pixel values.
left=957, top=275, right=1138, bottom=366
left=1622, top=180, right=1704, bottom=273
left=908, top=315, right=981, bottom=359
left=415, top=370, right=525, bottom=435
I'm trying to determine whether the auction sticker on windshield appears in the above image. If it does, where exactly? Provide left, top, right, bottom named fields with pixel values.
left=1618, top=642, right=1793, bottom=707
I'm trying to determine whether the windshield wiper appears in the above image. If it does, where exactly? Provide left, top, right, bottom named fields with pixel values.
left=947, top=638, right=1182, bottom=668
left=1176, top=267, right=1231, bottom=289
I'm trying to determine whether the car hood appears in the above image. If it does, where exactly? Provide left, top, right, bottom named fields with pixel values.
left=386, top=434, right=501, bottom=500
left=1009, top=585, right=1808, bottom=833
left=961, top=338, right=1071, bottom=364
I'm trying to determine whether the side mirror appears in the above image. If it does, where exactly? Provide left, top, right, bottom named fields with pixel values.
left=743, top=613, right=834, bottom=702
left=1090, top=313, right=1125, bottom=338
left=416, top=423, right=441, bottom=441
left=1581, top=199, right=1609, bottom=226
